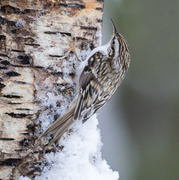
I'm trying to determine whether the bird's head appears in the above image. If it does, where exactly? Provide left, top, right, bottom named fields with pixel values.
left=107, top=19, right=130, bottom=64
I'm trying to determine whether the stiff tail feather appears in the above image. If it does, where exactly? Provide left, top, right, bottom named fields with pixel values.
left=37, top=105, right=76, bottom=149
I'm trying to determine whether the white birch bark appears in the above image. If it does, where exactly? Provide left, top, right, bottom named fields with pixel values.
left=0, top=0, right=104, bottom=179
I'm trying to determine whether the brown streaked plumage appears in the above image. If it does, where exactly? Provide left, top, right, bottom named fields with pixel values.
left=38, top=19, right=130, bottom=149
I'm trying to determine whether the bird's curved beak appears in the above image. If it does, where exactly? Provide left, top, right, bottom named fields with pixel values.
left=110, top=19, right=118, bottom=34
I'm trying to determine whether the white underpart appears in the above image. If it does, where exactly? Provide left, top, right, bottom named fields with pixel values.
left=76, top=40, right=111, bottom=82
left=114, top=39, right=119, bottom=60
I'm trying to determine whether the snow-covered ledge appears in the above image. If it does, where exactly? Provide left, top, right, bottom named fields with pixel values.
left=20, top=115, right=119, bottom=180
left=42, top=114, right=119, bottom=180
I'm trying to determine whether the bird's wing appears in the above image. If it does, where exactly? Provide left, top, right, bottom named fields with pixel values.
left=74, top=54, right=107, bottom=121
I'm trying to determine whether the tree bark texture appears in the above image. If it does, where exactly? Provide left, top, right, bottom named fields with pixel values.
left=0, top=0, right=103, bottom=179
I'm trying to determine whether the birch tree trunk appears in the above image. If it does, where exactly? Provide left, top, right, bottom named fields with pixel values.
left=0, top=0, right=103, bottom=179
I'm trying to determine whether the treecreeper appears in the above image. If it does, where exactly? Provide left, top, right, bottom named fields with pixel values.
left=38, top=19, right=131, bottom=150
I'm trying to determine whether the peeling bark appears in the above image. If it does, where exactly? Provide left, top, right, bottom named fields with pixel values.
left=0, top=0, right=103, bottom=179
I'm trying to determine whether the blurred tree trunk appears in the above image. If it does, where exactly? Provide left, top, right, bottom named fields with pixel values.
left=0, top=0, right=103, bottom=179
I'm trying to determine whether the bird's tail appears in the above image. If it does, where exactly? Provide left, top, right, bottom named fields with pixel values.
left=37, top=105, right=75, bottom=149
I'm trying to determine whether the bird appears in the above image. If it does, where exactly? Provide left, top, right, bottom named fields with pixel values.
left=38, top=19, right=131, bottom=149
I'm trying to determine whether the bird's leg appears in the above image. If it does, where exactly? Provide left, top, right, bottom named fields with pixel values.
left=70, top=36, right=81, bottom=62
left=63, top=35, right=81, bottom=62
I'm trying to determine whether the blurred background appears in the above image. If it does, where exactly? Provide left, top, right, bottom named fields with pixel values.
left=99, top=0, right=179, bottom=180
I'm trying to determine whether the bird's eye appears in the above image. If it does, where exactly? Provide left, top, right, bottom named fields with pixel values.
left=112, top=40, right=115, bottom=45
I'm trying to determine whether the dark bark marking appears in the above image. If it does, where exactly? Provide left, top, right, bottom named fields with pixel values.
left=5, top=112, right=31, bottom=118
left=26, top=124, right=36, bottom=133
left=1, top=60, right=10, bottom=65
left=76, top=36, right=88, bottom=41
left=2, top=95, right=22, bottom=99
left=7, top=103, right=22, bottom=105
left=17, top=55, right=32, bottom=65
left=10, top=29, right=16, bottom=34
left=0, top=82, right=6, bottom=89
left=13, top=81, right=27, bottom=84
left=24, top=43, right=40, bottom=47
left=80, top=26, right=98, bottom=31
left=0, top=35, right=6, bottom=40
left=19, top=139, right=29, bottom=146
left=0, top=53, right=9, bottom=58
left=0, top=138, right=15, bottom=141
left=97, top=19, right=103, bottom=23
left=0, top=66, right=7, bottom=69
left=0, top=158, right=22, bottom=166
left=0, top=5, right=22, bottom=14
left=16, top=108, right=30, bottom=110
left=58, top=3, right=85, bottom=9
left=44, top=31, right=71, bottom=36
left=11, top=49, right=25, bottom=53
left=49, top=54, right=63, bottom=58
left=6, top=71, right=21, bottom=77
left=0, top=5, right=38, bottom=15
left=51, top=72, right=75, bottom=77
left=95, top=7, right=103, bottom=11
